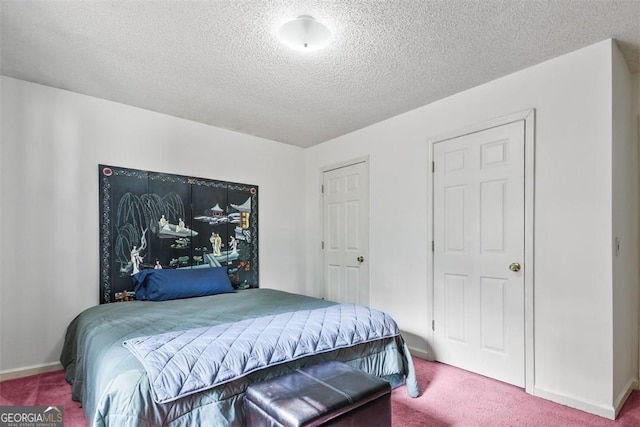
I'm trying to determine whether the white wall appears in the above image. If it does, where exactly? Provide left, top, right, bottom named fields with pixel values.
left=611, top=43, right=639, bottom=413
left=0, top=77, right=307, bottom=373
left=305, top=39, right=625, bottom=417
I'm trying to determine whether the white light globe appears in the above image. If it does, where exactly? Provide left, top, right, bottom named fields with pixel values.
left=279, top=15, right=332, bottom=52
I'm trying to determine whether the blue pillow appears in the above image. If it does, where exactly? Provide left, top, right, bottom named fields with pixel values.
left=132, top=267, right=235, bottom=301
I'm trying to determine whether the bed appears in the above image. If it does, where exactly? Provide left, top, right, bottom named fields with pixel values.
left=60, top=287, right=419, bottom=426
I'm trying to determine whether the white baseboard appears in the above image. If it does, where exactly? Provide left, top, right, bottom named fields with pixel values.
left=613, top=377, right=638, bottom=417
left=0, top=362, right=63, bottom=381
left=408, top=345, right=432, bottom=361
left=532, top=385, right=617, bottom=420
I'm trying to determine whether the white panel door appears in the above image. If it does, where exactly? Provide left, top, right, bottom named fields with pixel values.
left=322, top=162, right=369, bottom=305
left=433, top=120, right=525, bottom=387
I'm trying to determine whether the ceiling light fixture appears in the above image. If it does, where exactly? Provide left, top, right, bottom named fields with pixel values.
left=279, top=15, right=332, bottom=51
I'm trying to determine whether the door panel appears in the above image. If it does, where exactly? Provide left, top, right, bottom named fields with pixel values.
left=433, top=121, right=525, bottom=387
left=444, top=273, right=467, bottom=343
left=480, top=276, right=506, bottom=352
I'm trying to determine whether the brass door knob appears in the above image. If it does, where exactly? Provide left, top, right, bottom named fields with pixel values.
left=509, top=262, right=521, bottom=272
left=357, top=256, right=364, bottom=263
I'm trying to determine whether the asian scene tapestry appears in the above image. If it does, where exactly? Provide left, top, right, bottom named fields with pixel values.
left=99, top=164, right=259, bottom=304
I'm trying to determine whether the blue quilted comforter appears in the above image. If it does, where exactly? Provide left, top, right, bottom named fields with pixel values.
left=123, top=304, right=400, bottom=403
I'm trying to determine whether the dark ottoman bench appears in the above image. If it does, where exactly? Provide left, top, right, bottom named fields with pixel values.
left=244, top=361, right=391, bottom=426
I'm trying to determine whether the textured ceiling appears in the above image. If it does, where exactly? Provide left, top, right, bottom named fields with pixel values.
left=1, top=1, right=639, bottom=148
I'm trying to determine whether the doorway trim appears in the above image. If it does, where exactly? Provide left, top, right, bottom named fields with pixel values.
left=427, top=109, right=535, bottom=393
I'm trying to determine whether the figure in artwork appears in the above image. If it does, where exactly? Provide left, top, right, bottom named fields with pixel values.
left=154, top=259, right=162, bottom=269
left=229, top=236, right=238, bottom=254
left=212, top=232, right=223, bottom=256
left=159, top=215, right=168, bottom=229
left=131, top=246, right=143, bottom=275
left=176, top=218, right=185, bottom=232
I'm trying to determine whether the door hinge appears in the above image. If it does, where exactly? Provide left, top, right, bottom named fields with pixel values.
left=321, top=184, right=324, bottom=193
left=432, top=161, right=435, bottom=173
left=432, top=320, right=435, bottom=331
left=432, top=240, right=434, bottom=252
left=321, top=241, right=324, bottom=249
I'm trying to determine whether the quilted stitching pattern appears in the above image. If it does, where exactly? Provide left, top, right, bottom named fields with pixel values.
left=123, top=304, right=399, bottom=403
